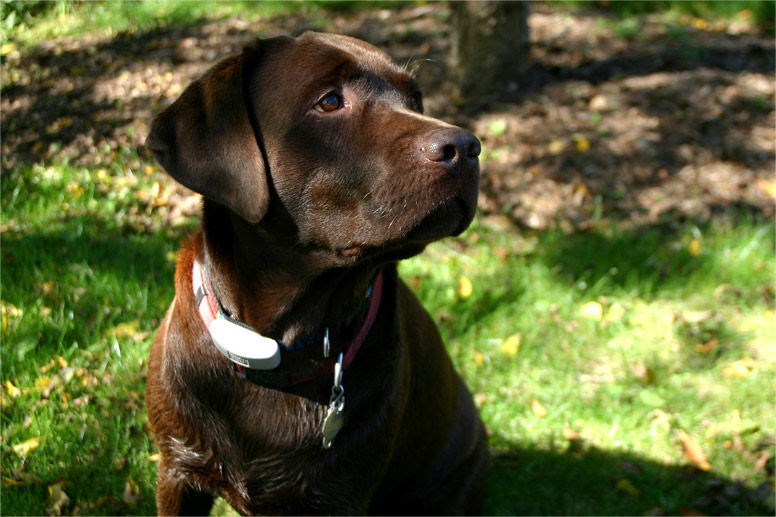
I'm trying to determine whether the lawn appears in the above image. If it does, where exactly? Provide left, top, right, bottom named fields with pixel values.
left=2, top=1, right=774, bottom=515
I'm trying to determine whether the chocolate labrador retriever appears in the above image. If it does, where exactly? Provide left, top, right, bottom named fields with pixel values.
left=145, top=31, right=488, bottom=515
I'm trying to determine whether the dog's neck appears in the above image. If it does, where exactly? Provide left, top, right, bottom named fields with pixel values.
left=200, top=203, right=382, bottom=347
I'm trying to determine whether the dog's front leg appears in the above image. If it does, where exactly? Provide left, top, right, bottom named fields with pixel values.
left=156, top=461, right=215, bottom=516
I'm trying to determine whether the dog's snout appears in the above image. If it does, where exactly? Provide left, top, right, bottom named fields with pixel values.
left=423, top=129, right=481, bottom=172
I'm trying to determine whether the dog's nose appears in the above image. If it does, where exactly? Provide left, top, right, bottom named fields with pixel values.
left=423, top=128, right=481, bottom=173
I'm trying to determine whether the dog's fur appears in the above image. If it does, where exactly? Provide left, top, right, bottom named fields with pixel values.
left=145, top=32, right=488, bottom=515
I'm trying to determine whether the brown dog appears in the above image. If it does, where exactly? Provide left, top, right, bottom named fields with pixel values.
left=145, top=32, right=488, bottom=515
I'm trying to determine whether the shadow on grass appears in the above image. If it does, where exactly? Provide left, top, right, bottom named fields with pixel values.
left=0, top=212, right=194, bottom=375
left=485, top=437, right=774, bottom=515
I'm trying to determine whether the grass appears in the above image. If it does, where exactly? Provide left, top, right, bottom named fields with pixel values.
left=2, top=1, right=775, bottom=515
left=2, top=154, right=773, bottom=515
left=400, top=215, right=774, bottom=514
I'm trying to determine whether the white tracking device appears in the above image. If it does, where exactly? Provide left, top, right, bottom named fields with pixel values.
left=208, top=315, right=281, bottom=370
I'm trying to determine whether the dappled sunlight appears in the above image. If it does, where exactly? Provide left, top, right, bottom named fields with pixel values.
left=2, top=1, right=773, bottom=514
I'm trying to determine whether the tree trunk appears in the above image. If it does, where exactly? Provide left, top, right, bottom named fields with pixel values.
left=449, top=0, right=530, bottom=103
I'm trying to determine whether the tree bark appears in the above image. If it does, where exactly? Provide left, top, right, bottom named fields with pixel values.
left=449, top=1, right=530, bottom=102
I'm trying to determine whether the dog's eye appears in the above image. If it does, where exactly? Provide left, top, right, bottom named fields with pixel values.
left=410, top=92, right=423, bottom=113
left=316, top=92, right=345, bottom=113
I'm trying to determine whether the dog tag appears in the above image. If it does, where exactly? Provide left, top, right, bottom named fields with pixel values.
left=321, top=393, right=345, bottom=449
left=322, top=352, right=345, bottom=449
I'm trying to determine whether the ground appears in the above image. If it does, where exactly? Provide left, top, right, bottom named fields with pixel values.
left=2, top=3, right=773, bottom=231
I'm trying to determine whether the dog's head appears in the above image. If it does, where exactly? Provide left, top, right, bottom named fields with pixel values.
left=147, top=32, right=480, bottom=265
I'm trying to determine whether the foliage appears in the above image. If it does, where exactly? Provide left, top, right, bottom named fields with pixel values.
left=554, top=0, right=775, bottom=32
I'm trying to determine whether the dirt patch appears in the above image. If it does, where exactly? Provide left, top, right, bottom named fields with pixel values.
left=2, top=3, right=773, bottom=230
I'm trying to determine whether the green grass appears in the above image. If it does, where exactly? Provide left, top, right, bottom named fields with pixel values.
left=2, top=154, right=774, bottom=514
left=399, top=215, right=774, bottom=514
left=554, top=0, right=775, bottom=32
left=2, top=1, right=774, bottom=514
left=2, top=1, right=287, bottom=45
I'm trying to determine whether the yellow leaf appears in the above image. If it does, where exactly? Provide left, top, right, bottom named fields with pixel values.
left=106, top=320, right=150, bottom=341
left=691, top=17, right=708, bottom=30
left=677, top=429, right=711, bottom=471
left=1, top=302, right=23, bottom=328
left=13, top=436, right=41, bottom=456
left=689, top=239, right=702, bottom=257
left=472, top=351, right=485, bottom=367
left=580, top=301, right=603, bottom=320
left=3, top=476, right=27, bottom=487
left=458, top=276, right=473, bottom=299
left=4, top=380, right=21, bottom=398
left=1, top=42, right=16, bottom=56
left=616, top=478, right=640, bottom=496
left=605, top=302, right=626, bottom=322
left=34, top=376, right=51, bottom=389
left=756, top=177, right=775, bottom=198
left=143, top=164, right=156, bottom=175
left=563, top=424, right=580, bottom=441
left=530, top=399, right=548, bottom=418
left=721, top=359, right=758, bottom=378
left=547, top=139, right=566, bottom=155
left=500, top=333, right=521, bottom=357
left=148, top=452, right=162, bottom=462
left=573, top=135, right=590, bottom=153
left=46, top=482, right=70, bottom=516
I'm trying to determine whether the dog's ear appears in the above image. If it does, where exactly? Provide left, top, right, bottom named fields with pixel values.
left=145, top=42, right=267, bottom=223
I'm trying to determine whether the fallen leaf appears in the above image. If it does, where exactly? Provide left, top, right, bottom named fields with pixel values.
left=34, top=376, right=51, bottom=389
left=689, top=239, right=702, bottom=257
left=573, top=134, right=590, bottom=152
left=721, top=358, right=758, bottom=378
left=547, top=139, right=566, bottom=155
left=105, top=320, right=151, bottom=341
left=122, top=479, right=139, bottom=506
left=13, top=436, right=41, bottom=457
left=755, top=177, right=775, bottom=198
left=1, top=42, right=16, bottom=56
left=695, top=337, right=719, bottom=354
left=677, top=429, right=711, bottom=471
left=474, top=393, right=488, bottom=407
left=472, top=351, right=485, bottom=367
left=458, top=276, right=473, bottom=299
left=4, top=380, right=21, bottom=397
left=605, top=302, right=626, bottom=322
left=530, top=399, right=548, bottom=418
left=500, top=334, right=521, bottom=357
left=1, top=302, right=23, bottom=330
left=580, top=301, right=603, bottom=320
left=691, top=17, right=709, bottom=30
left=616, top=478, right=640, bottom=496
left=563, top=424, right=580, bottom=441
left=46, top=482, right=70, bottom=516
left=753, top=449, right=771, bottom=472
left=589, top=94, right=610, bottom=111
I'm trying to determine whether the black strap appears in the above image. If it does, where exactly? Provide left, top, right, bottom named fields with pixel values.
left=234, top=363, right=293, bottom=388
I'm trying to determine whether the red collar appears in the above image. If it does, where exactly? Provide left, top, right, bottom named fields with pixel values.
left=192, top=259, right=383, bottom=387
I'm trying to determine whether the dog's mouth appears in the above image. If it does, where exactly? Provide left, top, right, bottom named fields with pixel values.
left=337, top=196, right=476, bottom=262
